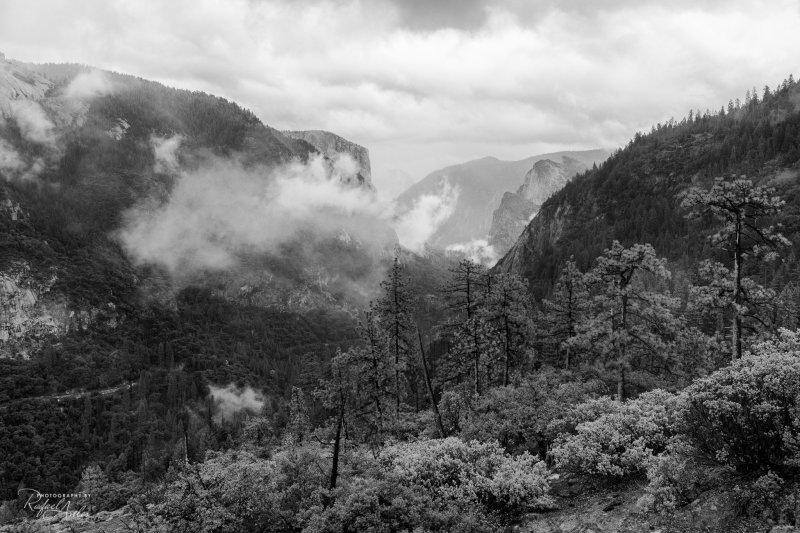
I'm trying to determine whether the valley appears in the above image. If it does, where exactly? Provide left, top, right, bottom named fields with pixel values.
left=1, top=46, right=800, bottom=533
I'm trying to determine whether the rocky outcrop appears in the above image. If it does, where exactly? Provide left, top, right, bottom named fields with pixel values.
left=396, top=150, right=607, bottom=251
left=283, top=130, right=373, bottom=189
left=0, top=262, right=118, bottom=359
left=488, top=157, right=588, bottom=256
left=519, top=157, right=586, bottom=204
left=0, top=56, right=51, bottom=114
left=488, top=192, right=538, bottom=256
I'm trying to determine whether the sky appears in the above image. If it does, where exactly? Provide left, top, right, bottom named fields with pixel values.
left=1, top=0, right=800, bottom=196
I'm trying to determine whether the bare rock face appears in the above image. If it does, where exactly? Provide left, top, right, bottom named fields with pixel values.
left=488, top=157, right=587, bottom=256
left=0, top=262, right=117, bottom=359
left=396, top=150, right=606, bottom=252
left=488, top=192, right=538, bottom=256
left=283, top=130, right=373, bottom=189
left=0, top=57, right=52, bottom=114
left=519, top=157, right=586, bottom=204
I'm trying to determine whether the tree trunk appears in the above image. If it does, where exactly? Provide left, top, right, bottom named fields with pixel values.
left=329, top=407, right=344, bottom=490
left=732, top=217, right=743, bottom=360
left=473, top=351, right=480, bottom=396
left=418, top=329, right=446, bottom=438
left=503, top=317, right=510, bottom=386
left=617, top=367, right=625, bottom=401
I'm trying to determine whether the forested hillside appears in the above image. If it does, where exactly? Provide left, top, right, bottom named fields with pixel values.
left=497, top=78, right=800, bottom=298
left=0, top=58, right=396, bottom=507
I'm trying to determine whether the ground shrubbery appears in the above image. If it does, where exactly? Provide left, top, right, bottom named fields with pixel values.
left=125, top=436, right=553, bottom=533
left=681, top=346, right=800, bottom=473
left=456, top=370, right=608, bottom=456
left=550, top=389, right=679, bottom=477
left=545, top=332, right=800, bottom=522
left=380, top=437, right=554, bottom=515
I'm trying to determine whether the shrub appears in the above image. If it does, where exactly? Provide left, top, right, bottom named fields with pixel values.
left=459, top=371, right=608, bottom=456
left=638, top=439, right=732, bottom=511
left=550, top=389, right=679, bottom=477
left=302, top=477, right=496, bottom=533
left=379, top=437, right=554, bottom=517
left=680, top=346, right=800, bottom=473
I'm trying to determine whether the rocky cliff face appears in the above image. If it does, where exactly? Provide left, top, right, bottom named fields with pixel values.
left=283, top=129, right=373, bottom=189
left=487, top=192, right=538, bottom=258
left=395, top=150, right=607, bottom=251
left=0, top=57, right=50, bottom=112
left=487, top=156, right=589, bottom=256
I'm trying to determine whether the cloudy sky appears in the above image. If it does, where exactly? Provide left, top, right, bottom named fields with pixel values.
left=1, top=0, right=799, bottom=195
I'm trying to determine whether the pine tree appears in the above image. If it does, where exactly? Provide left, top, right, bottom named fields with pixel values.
left=483, top=273, right=532, bottom=385
left=350, top=311, right=392, bottom=439
left=441, top=258, right=489, bottom=394
left=285, top=386, right=310, bottom=445
left=683, top=177, right=789, bottom=359
left=570, top=242, right=682, bottom=400
left=374, top=258, right=416, bottom=419
left=538, top=259, right=590, bottom=369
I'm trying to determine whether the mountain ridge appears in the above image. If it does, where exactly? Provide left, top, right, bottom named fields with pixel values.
left=395, top=149, right=609, bottom=250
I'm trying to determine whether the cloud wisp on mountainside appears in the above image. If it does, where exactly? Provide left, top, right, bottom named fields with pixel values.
left=119, top=139, right=460, bottom=273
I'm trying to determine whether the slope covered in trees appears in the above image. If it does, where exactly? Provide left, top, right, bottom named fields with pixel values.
left=497, top=77, right=800, bottom=299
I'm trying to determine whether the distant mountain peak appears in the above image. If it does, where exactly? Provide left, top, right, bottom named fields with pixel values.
left=489, top=155, right=590, bottom=256
left=396, top=149, right=608, bottom=253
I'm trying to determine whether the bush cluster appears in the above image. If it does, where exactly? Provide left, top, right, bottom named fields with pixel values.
left=550, top=389, right=679, bottom=477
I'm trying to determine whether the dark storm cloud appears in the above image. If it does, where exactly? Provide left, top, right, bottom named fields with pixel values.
left=388, top=0, right=489, bottom=31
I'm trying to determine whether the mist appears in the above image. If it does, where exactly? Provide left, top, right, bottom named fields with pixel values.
left=62, top=69, right=114, bottom=100
left=150, top=134, right=182, bottom=174
left=446, top=239, right=499, bottom=266
left=208, top=383, right=265, bottom=422
left=8, top=100, right=55, bottom=145
left=392, top=179, right=459, bottom=253
left=0, top=138, right=23, bottom=174
left=118, top=152, right=397, bottom=272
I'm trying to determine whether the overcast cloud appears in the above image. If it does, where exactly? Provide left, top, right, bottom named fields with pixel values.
left=2, top=0, right=799, bottom=195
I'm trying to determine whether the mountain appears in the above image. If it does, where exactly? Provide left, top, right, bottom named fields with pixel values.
left=488, top=156, right=589, bottom=255
left=0, top=55, right=397, bottom=357
left=0, top=56, right=402, bottom=496
left=495, top=80, right=800, bottom=298
left=395, top=149, right=608, bottom=250
left=283, top=129, right=373, bottom=188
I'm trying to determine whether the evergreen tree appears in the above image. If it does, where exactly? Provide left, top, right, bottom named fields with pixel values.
left=285, top=386, right=311, bottom=445
left=683, top=177, right=789, bottom=359
left=441, top=259, right=490, bottom=394
left=538, top=260, right=590, bottom=369
left=570, top=242, right=682, bottom=400
left=348, top=311, right=392, bottom=439
left=374, top=258, right=416, bottom=419
left=483, top=273, right=532, bottom=385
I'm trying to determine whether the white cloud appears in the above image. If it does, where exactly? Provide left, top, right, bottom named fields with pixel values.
left=392, top=179, right=458, bottom=253
left=8, top=100, right=55, bottom=146
left=446, top=238, right=499, bottom=266
left=62, top=69, right=113, bottom=99
left=0, top=139, right=23, bottom=174
left=209, top=383, right=265, bottom=421
left=150, top=134, right=183, bottom=174
left=0, top=0, right=799, bottom=185
left=117, top=152, right=395, bottom=274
